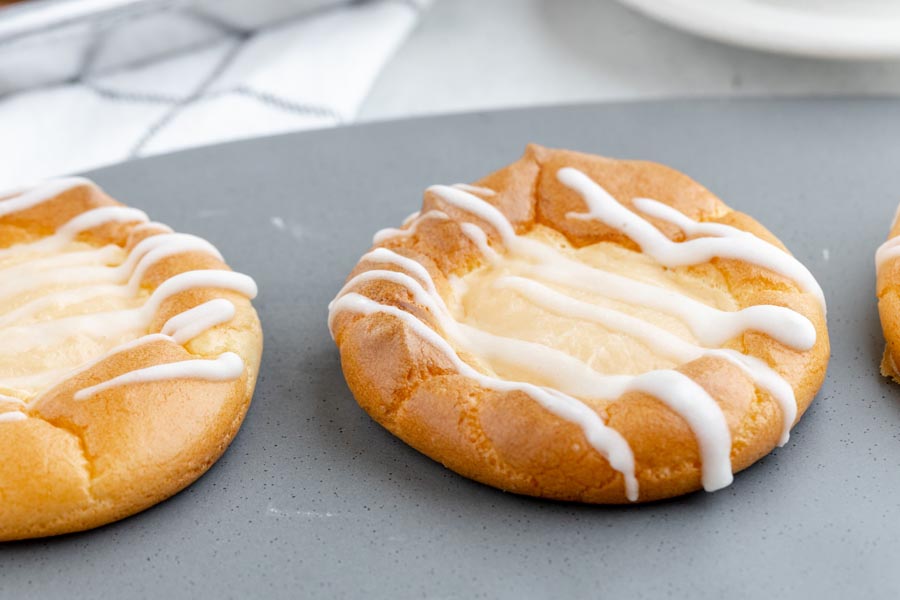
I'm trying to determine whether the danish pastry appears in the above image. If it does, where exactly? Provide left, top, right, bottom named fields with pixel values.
left=328, top=145, right=829, bottom=503
left=0, top=178, right=262, bottom=540
left=877, top=206, right=900, bottom=381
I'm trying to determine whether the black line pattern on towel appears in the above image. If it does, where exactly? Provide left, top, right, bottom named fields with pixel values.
left=127, top=39, right=245, bottom=158
left=258, top=0, right=357, bottom=35
left=0, top=0, right=422, bottom=157
left=84, top=82, right=181, bottom=106
left=84, top=38, right=230, bottom=84
left=84, top=79, right=342, bottom=122
left=232, top=86, right=343, bottom=122
left=121, top=86, right=340, bottom=156
left=75, top=20, right=108, bottom=79
left=180, top=6, right=253, bottom=38
left=0, top=0, right=183, bottom=48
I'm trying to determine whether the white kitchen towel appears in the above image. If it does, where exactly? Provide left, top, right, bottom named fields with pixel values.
left=0, top=0, right=428, bottom=190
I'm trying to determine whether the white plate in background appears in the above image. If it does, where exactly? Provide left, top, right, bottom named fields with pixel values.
left=615, top=0, right=900, bottom=59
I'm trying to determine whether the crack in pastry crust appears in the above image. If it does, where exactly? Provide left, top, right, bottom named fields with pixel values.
left=329, top=145, right=829, bottom=503
left=0, top=178, right=263, bottom=540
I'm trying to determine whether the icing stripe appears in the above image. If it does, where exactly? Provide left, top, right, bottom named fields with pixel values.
left=402, top=211, right=420, bottom=225
left=0, top=177, right=93, bottom=217
left=121, top=233, right=224, bottom=288
left=142, top=270, right=257, bottom=315
left=876, top=236, right=900, bottom=270
left=57, top=206, right=150, bottom=237
left=373, top=210, right=450, bottom=244
left=0, top=393, right=25, bottom=406
left=132, top=221, right=174, bottom=235
left=74, top=352, right=244, bottom=401
left=559, top=168, right=826, bottom=311
left=3, top=206, right=149, bottom=259
left=633, top=197, right=753, bottom=239
left=459, top=222, right=500, bottom=263
left=162, top=299, right=236, bottom=344
left=452, top=183, right=496, bottom=196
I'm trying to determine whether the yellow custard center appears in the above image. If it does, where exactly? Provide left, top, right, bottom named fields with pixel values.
left=448, top=225, right=737, bottom=386
left=0, top=240, right=148, bottom=403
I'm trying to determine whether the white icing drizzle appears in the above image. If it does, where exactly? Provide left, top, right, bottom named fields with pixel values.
left=459, top=222, right=500, bottom=263
left=162, top=298, right=236, bottom=344
left=0, top=179, right=257, bottom=410
left=141, top=270, right=257, bottom=315
left=452, top=183, right=496, bottom=196
left=875, top=204, right=900, bottom=272
left=0, top=411, right=26, bottom=423
left=329, top=167, right=822, bottom=500
left=876, top=236, right=900, bottom=270
left=74, top=352, right=244, bottom=401
left=559, top=168, right=826, bottom=311
left=0, top=205, right=150, bottom=263
left=58, top=206, right=150, bottom=237
left=633, top=197, right=754, bottom=239
left=133, top=221, right=174, bottom=235
left=373, top=210, right=450, bottom=245
left=119, top=233, right=224, bottom=287
left=876, top=206, right=900, bottom=271
left=0, top=177, right=93, bottom=217
left=0, top=393, right=25, bottom=406
left=401, top=211, right=420, bottom=226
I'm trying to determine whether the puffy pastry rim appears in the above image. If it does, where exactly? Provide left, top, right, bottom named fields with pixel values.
left=0, top=180, right=262, bottom=540
left=329, top=145, right=829, bottom=503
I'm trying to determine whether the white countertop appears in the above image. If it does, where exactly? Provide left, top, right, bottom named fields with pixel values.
left=361, top=0, right=900, bottom=121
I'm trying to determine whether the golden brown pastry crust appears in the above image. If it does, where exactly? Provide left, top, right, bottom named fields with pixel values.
left=0, top=182, right=262, bottom=540
left=878, top=216, right=900, bottom=382
left=331, top=145, right=829, bottom=503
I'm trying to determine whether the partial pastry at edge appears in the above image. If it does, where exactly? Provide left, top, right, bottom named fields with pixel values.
left=0, top=178, right=262, bottom=540
left=328, top=145, right=829, bottom=503
left=877, top=206, right=900, bottom=381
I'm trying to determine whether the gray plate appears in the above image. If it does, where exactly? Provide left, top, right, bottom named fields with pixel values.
left=4, top=99, right=900, bottom=599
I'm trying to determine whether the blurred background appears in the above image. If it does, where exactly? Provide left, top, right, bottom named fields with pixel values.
left=4, top=0, right=900, bottom=188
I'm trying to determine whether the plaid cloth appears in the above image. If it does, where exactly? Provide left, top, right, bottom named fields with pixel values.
left=0, top=0, right=427, bottom=189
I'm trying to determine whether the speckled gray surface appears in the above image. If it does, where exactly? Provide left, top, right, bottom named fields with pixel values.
left=3, top=99, right=900, bottom=599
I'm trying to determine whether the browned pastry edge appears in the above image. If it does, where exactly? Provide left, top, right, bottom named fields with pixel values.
left=331, top=144, right=829, bottom=503
left=878, top=218, right=900, bottom=383
left=0, top=182, right=263, bottom=540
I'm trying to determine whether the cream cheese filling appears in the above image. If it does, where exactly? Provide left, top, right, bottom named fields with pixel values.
left=451, top=226, right=738, bottom=383
left=0, top=240, right=148, bottom=402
